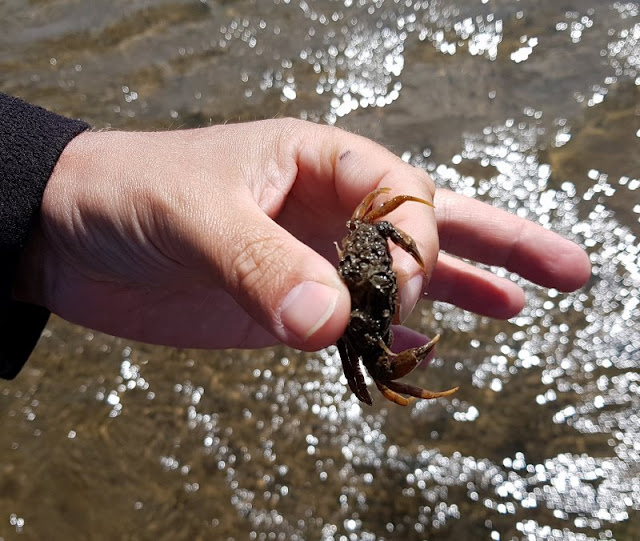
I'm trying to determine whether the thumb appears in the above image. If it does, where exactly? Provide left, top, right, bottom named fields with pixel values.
left=214, top=204, right=351, bottom=351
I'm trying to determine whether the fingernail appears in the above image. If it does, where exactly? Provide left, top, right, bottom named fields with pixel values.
left=399, top=274, right=424, bottom=322
left=280, top=281, right=340, bottom=343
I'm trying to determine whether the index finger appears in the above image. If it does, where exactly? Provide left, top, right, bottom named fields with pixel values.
left=295, top=124, right=440, bottom=316
left=330, top=132, right=440, bottom=310
left=290, top=123, right=438, bottom=274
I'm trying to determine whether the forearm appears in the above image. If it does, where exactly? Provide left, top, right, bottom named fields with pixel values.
left=0, top=92, right=89, bottom=378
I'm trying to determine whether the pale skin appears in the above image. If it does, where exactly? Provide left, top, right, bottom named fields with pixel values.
left=15, top=118, right=591, bottom=355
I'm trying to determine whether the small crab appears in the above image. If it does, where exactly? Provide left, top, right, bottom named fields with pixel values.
left=336, top=187, right=459, bottom=406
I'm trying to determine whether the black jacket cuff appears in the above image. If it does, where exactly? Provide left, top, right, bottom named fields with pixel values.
left=1, top=93, right=90, bottom=378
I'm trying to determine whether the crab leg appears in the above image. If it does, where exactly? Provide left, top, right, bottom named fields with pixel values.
left=383, top=380, right=460, bottom=400
left=364, top=195, right=434, bottom=222
left=376, top=221, right=425, bottom=267
left=375, top=380, right=414, bottom=407
left=352, top=187, right=391, bottom=221
left=337, top=338, right=372, bottom=405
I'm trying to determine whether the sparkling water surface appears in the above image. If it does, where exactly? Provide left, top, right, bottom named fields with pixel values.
left=1, top=1, right=638, bottom=540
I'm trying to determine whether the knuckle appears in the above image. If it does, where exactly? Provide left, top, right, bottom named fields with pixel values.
left=414, top=167, right=436, bottom=200
left=230, top=233, right=290, bottom=297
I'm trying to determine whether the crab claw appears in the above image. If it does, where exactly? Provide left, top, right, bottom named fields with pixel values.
left=371, top=334, right=459, bottom=406
left=378, top=334, right=440, bottom=379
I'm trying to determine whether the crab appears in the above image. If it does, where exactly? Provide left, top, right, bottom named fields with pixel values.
left=335, top=187, right=459, bottom=406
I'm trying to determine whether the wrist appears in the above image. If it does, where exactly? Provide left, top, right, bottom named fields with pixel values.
left=13, top=131, right=93, bottom=307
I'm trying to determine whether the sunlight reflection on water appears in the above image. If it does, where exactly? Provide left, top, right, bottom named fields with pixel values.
left=1, top=1, right=638, bottom=540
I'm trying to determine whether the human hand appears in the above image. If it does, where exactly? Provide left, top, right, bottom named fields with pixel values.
left=16, top=119, right=590, bottom=352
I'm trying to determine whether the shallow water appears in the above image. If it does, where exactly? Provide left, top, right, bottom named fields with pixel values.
left=1, top=1, right=639, bottom=540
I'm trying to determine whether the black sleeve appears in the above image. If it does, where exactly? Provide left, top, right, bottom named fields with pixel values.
left=0, top=93, right=90, bottom=379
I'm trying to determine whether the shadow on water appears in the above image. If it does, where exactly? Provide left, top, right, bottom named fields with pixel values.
left=1, top=1, right=639, bottom=539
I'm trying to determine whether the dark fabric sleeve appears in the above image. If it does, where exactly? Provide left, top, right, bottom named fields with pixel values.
left=1, top=92, right=90, bottom=379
